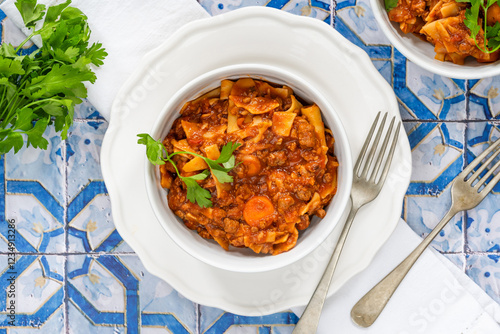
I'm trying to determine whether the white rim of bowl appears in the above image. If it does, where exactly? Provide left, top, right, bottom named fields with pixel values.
left=144, top=63, right=353, bottom=273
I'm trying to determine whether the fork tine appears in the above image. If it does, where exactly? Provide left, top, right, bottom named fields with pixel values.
left=360, top=112, right=388, bottom=179
left=472, top=145, right=500, bottom=188
left=354, top=111, right=382, bottom=176
left=370, top=116, right=396, bottom=182
left=377, top=120, right=401, bottom=185
left=462, top=138, right=500, bottom=178
left=476, top=153, right=500, bottom=191
left=480, top=162, right=500, bottom=195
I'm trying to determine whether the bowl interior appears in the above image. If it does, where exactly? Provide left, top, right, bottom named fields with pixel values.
left=371, top=0, right=500, bottom=79
left=145, top=64, right=352, bottom=273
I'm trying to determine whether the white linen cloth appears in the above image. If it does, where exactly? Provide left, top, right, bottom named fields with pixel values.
left=292, top=219, right=500, bottom=333
left=3, top=1, right=500, bottom=332
left=0, top=0, right=209, bottom=120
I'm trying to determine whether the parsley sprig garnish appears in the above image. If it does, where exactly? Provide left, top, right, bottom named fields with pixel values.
left=0, top=0, right=107, bottom=155
left=138, top=134, right=241, bottom=208
left=458, top=0, right=500, bottom=53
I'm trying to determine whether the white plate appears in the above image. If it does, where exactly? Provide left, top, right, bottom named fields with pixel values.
left=101, top=7, right=412, bottom=316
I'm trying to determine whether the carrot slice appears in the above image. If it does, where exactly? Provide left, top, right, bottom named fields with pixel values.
left=240, top=155, right=262, bottom=177
left=243, top=196, right=275, bottom=227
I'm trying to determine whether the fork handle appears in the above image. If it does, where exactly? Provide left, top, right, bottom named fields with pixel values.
left=292, top=202, right=360, bottom=334
left=350, top=207, right=459, bottom=327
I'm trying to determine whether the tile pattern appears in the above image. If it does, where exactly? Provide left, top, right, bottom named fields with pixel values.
left=0, top=0, right=499, bottom=332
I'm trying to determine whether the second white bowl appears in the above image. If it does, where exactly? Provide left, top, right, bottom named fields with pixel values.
left=371, top=0, right=500, bottom=79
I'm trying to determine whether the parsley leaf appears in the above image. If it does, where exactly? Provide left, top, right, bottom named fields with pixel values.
left=14, top=107, right=37, bottom=131
left=137, top=134, right=240, bottom=208
left=464, top=2, right=481, bottom=39
left=222, top=155, right=236, bottom=169
left=25, top=117, right=49, bottom=149
left=0, top=131, right=24, bottom=154
left=0, top=0, right=106, bottom=156
left=215, top=141, right=241, bottom=164
left=0, top=57, right=25, bottom=76
left=44, top=0, right=71, bottom=23
left=385, top=0, right=399, bottom=11
left=211, top=169, right=234, bottom=184
left=182, top=171, right=212, bottom=208
left=486, top=22, right=500, bottom=50
left=15, top=0, right=46, bottom=28
left=137, top=133, right=165, bottom=165
left=85, top=43, right=108, bottom=66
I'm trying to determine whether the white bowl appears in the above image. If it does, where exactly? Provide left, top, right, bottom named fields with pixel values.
left=371, top=0, right=500, bottom=79
left=144, top=63, right=352, bottom=273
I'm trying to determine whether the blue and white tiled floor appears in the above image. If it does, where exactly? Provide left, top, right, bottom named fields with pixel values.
left=0, top=0, right=499, bottom=332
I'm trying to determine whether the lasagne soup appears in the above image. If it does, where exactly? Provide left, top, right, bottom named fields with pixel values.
left=160, top=78, right=339, bottom=255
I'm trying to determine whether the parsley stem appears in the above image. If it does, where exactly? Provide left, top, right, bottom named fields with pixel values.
left=23, top=98, right=65, bottom=110
left=15, top=32, right=36, bottom=54
left=2, top=95, right=21, bottom=128
left=0, top=87, right=7, bottom=116
left=484, top=5, right=488, bottom=52
left=1, top=79, right=30, bottom=127
left=165, top=157, right=181, bottom=176
left=162, top=153, right=194, bottom=189
left=168, top=150, right=207, bottom=161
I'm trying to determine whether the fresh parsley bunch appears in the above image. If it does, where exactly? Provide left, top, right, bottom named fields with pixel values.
left=0, top=0, right=107, bottom=155
left=138, top=134, right=240, bottom=208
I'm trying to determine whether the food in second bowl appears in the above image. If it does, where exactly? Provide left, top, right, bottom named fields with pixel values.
left=143, top=78, right=339, bottom=255
left=386, top=0, right=500, bottom=64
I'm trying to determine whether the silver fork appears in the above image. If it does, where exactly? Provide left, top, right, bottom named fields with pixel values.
left=292, top=111, right=401, bottom=334
left=351, top=137, right=500, bottom=328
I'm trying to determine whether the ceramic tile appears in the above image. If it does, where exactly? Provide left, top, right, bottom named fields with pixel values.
left=335, top=0, right=392, bottom=59
left=200, top=307, right=226, bottom=333
left=404, top=195, right=464, bottom=253
left=4, top=194, right=65, bottom=253
left=441, top=253, right=466, bottom=272
left=224, top=326, right=260, bottom=333
left=272, top=328, right=294, bottom=334
left=199, top=307, right=298, bottom=333
left=0, top=125, right=66, bottom=254
left=199, top=0, right=331, bottom=23
left=66, top=121, right=108, bottom=200
left=67, top=194, right=123, bottom=253
left=73, top=100, right=105, bottom=120
left=336, top=0, right=392, bottom=47
left=465, top=122, right=500, bottom=252
left=67, top=302, right=125, bottom=334
left=0, top=255, right=65, bottom=332
left=403, top=122, right=466, bottom=253
left=67, top=254, right=197, bottom=333
left=466, top=254, right=500, bottom=305
left=402, top=65, right=466, bottom=121
left=469, top=78, right=500, bottom=120
left=4, top=126, right=65, bottom=205
left=66, top=121, right=128, bottom=253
